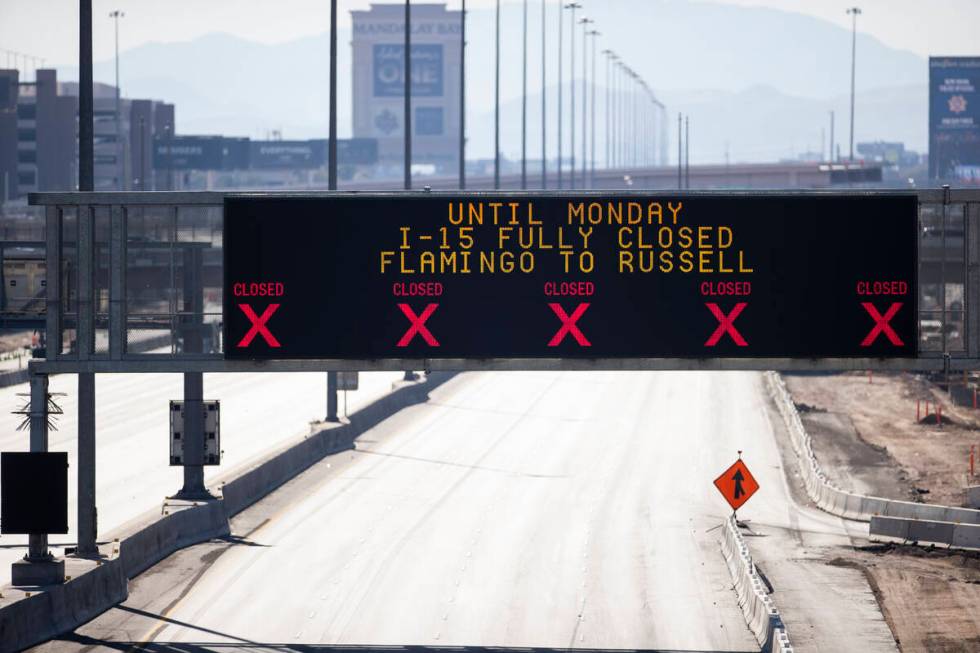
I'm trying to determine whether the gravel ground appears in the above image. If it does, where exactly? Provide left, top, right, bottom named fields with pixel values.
left=782, top=371, right=980, bottom=652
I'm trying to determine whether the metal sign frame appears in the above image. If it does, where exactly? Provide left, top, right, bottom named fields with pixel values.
left=27, top=188, right=980, bottom=373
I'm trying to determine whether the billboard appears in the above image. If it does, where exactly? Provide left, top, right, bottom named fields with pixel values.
left=373, top=44, right=444, bottom=97
left=250, top=140, right=327, bottom=169
left=154, top=136, right=225, bottom=170
left=337, top=138, right=379, bottom=165
left=224, top=193, right=918, bottom=361
left=930, top=57, right=980, bottom=181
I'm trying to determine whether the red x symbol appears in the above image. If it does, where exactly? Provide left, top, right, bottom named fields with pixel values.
left=548, top=302, right=591, bottom=347
left=860, top=302, right=904, bottom=346
left=237, top=303, right=281, bottom=348
left=705, top=302, right=748, bottom=347
left=397, top=303, right=440, bottom=347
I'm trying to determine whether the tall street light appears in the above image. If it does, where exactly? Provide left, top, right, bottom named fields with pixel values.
left=557, top=2, right=565, bottom=189
left=566, top=2, right=581, bottom=189
left=326, top=0, right=339, bottom=421
left=602, top=49, right=612, bottom=170
left=587, top=29, right=599, bottom=187
left=846, top=6, right=861, bottom=162
left=328, top=0, right=338, bottom=191
left=494, top=0, right=501, bottom=189
left=579, top=17, right=593, bottom=189
left=109, top=10, right=124, bottom=190
left=541, top=0, right=547, bottom=189
left=459, top=0, right=466, bottom=188
left=521, top=0, right=528, bottom=189
left=404, top=0, right=412, bottom=190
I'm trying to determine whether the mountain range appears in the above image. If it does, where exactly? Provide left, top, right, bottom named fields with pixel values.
left=56, top=0, right=932, bottom=164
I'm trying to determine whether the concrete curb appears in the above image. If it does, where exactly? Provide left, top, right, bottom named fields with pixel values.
left=765, top=371, right=980, bottom=528
left=0, top=371, right=455, bottom=653
left=719, top=515, right=793, bottom=653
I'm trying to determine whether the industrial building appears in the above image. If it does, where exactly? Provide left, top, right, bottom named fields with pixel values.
left=0, top=68, right=173, bottom=200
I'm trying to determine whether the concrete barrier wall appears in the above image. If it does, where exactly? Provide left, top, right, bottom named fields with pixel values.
left=0, top=559, right=126, bottom=651
left=764, top=372, right=980, bottom=528
left=871, top=515, right=980, bottom=550
left=720, top=515, right=794, bottom=653
left=0, top=372, right=456, bottom=653
left=966, top=485, right=980, bottom=509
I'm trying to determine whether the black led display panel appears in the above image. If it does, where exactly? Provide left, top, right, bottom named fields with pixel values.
left=224, top=194, right=917, bottom=360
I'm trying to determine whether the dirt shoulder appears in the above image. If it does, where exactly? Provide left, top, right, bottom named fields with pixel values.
left=834, top=544, right=980, bottom=652
left=785, top=371, right=979, bottom=507
left=779, top=371, right=980, bottom=651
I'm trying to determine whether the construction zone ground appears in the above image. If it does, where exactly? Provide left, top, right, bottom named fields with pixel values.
left=785, top=371, right=980, bottom=652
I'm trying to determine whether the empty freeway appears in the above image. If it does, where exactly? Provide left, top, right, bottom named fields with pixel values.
left=33, top=371, right=897, bottom=652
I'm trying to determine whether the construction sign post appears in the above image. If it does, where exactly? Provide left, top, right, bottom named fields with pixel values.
left=714, top=455, right=759, bottom=513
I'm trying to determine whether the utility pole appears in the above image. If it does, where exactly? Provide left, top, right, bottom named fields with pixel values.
left=109, top=10, right=124, bottom=190
left=459, top=0, right=466, bottom=189
left=846, top=6, right=861, bottom=162
left=404, top=0, right=412, bottom=190
left=494, top=0, right=501, bottom=189
left=521, top=0, right=528, bottom=189
left=567, top=2, right=580, bottom=189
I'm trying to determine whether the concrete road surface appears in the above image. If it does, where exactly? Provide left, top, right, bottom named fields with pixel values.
left=0, top=370, right=405, bottom=586
left=35, top=371, right=898, bottom=652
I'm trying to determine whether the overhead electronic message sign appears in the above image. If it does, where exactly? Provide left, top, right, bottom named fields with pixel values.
left=223, top=194, right=917, bottom=361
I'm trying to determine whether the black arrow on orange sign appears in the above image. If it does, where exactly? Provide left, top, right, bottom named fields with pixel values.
left=733, top=468, right=745, bottom=500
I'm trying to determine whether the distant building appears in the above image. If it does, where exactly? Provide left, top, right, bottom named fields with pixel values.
left=0, top=69, right=77, bottom=201
left=0, top=68, right=174, bottom=200
left=857, top=141, right=922, bottom=168
left=350, top=3, right=462, bottom=174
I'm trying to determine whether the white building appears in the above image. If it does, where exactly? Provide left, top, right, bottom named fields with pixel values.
left=351, top=3, right=462, bottom=174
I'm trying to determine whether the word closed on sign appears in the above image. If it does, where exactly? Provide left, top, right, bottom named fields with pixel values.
left=223, top=193, right=918, bottom=361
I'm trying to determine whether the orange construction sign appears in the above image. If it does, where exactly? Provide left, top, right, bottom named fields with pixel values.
left=713, top=457, right=759, bottom=512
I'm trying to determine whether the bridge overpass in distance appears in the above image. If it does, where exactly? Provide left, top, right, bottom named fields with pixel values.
left=339, top=161, right=884, bottom=191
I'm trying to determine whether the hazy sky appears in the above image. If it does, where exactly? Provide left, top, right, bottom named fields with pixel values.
left=0, top=0, right=977, bottom=72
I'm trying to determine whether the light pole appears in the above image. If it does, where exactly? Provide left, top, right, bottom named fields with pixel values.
left=328, top=0, right=338, bottom=191
left=541, top=0, right=546, bottom=189
left=109, top=10, right=124, bottom=190
left=459, top=0, right=466, bottom=188
left=587, top=29, right=599, bottom=187
left=404, top=0, right=412, bottom=190
left=602, top=50, right=612, bottom=170
left=494, top=0, right=501, bottom=189
left=521, top=0, right=528, bottom=189
left=846, top=6, right=861, bottom=162
left=327, top=0, right=338, bottom=421
left=557, top=2, right=565, bottom=189
left=579, top=17, right=593, bottom=189
left=566, top=2, right=581, bottom=189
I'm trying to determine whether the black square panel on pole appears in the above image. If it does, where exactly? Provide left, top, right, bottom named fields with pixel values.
left=1, top=452, right=69, bottom=534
